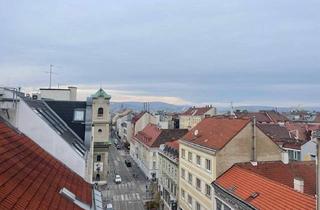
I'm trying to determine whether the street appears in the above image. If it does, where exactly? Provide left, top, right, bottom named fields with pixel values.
left=101, top=137, right=149, bottom=210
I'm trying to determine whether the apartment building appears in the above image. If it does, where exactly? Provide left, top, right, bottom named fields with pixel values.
left=179, top=106, right=216, bottom=130
left=131, top=124, right=187, bottom=180
left=178, top=117, right=285, bottom=210
left=159, top=140, right=180, bottom=210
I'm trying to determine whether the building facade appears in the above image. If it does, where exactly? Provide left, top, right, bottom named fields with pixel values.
left=178, top=117, right=285, bottom=210
left=179, top=106, right=216, bottom=130
left=159, top=141, right=180, bottom=210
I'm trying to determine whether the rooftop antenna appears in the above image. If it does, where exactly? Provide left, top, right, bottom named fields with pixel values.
left=49, top=64, right=53, bottom=89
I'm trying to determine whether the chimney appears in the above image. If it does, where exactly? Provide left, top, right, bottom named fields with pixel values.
left=281, top=151, right=289, bottom=164
left=251, top=117, right=257, bottom=162
left=68, top=86, right=77, bottom=101
left=294, top=177, right=304, bottom=193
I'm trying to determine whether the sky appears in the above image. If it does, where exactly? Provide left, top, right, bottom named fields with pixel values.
left=0, top=0, right=319, bottom=107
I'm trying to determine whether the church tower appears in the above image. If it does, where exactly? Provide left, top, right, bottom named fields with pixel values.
left=91, top=88, right=111, bottom=184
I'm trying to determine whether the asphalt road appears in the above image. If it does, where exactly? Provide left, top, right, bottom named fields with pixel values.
left=101, top=138, right=150, bottom=210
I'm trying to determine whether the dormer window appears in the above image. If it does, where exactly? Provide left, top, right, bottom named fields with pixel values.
left=97, top=107, right=103, bottom=117
left=73, top=110, right=85, bottom=121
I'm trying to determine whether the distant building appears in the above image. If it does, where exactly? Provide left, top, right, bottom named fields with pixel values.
left=158, top=140, right=180, bottom=210
left=132, top=111, right=157, bottom=135
left=212, top=161, right=316, bottom=210
left=235, top=110, right=288, bottom=124
left=257, top=123, right=306, bottom=161
left=179, top=105, right=216, bottom=129
left=131, top=124, right=187, bottom=180
left=38, top=86, right=78, bottom=101
left=178, top=117, right=285, bottom=210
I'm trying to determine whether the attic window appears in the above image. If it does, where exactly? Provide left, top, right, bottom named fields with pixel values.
left=74, top=110, right=85, bottom=121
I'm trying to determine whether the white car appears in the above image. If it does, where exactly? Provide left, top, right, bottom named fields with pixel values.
left=106, top=203, right=113, bottom=210
left=115, top=175, right=122, bottom=184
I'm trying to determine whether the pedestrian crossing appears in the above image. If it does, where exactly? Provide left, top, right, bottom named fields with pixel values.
left=112, top=193, right=141, bottom=201
left=109, top=182, right=135, bottom=190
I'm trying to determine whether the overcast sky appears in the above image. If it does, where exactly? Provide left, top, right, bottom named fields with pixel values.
left=0, top=0, right=319, bottom=106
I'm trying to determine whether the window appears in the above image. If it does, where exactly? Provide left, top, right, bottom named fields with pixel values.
left=196, top=155, right=201, bottom=165
left=74, top=110, right=85, bottom=121
left=205, top=184, right=211, bottom=197
left=153, top=152, right=156, bottom=157
left=216, top=198, right=230, bottom=210
left=181, top=188, right=185, bottom=199
left=196, top=202, right=201, bottom=210
left=188, top=195, right=192, bottom=206
left=188, top=152, right=192, bottom=162
left=188, top=172, right=192, bottom=184
left=97, top=155, right=101, bottom=162
left=181, top=149, right=185, bottom=159
left=96, top=174, right=100, bottom=181
left=206, top=159, right=211, bottom=171
left=97, top=107, right=104, bottom=117
left=181, top=168, right=185, bottom=179
left=196, top=178, right=201, bottom=190
left=153, top=161, right=156, bottom=169
left=288, top=150, right=301, bottom=161
left=98, top=129, right=102, bottom=133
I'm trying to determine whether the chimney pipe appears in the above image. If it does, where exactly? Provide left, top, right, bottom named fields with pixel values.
left=294, top=177, right=304, bottom=193
left=252, top=116, right=257, bottom=162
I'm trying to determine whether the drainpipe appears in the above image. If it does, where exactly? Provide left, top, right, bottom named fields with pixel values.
left=316, top=132, right=320, bottom=210
left=252, top=117, right=257, bottom=162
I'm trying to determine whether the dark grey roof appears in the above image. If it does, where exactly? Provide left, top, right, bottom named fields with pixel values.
left=23, top=98, right=87, bottom=156
left=45, top=100, right=86, bottom=141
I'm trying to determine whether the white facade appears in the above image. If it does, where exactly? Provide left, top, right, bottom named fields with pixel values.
left=39, top=87, right=77, bottom=101
left=301, top=138, right=317, bottom=161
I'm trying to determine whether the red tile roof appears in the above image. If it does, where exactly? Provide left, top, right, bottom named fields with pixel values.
left=236, top=161, right=316, bottom=196
left=135, top=124, right=187, bottom=147
left=214, top=165, right=316, bottom=210
left=182, top=117, right=251, bottom=150
left=181, top=106, right=213, bottom=116
left=165, top=140, right=179, bottom=150
left=0, top=121, right=92, bottom=210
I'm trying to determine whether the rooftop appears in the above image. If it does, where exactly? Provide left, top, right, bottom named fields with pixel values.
left=235, top=110, right=288, bottom=123
left=214, top=163, right=316, bottom=210
left=135, top=124, right=187, bottom=147
left=181, top=106, right=213, bottom=116
left=181, top=117, right=251, bottom=150
left=0, top=120, right=92, bottom=210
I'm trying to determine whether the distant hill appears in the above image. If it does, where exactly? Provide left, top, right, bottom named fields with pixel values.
left=111, top=102, right=320, bottom=114
left=111, top=102, right=187, bottom=113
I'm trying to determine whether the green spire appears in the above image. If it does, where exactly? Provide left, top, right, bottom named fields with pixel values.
left=92, top=88, right=111, bottom=99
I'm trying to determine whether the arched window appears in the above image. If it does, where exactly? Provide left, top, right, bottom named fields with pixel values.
left=97, top=155, right=101, bottom=161
left=98, top=129, right=102, bottom=133
left=97, top=107, right=103, bottom=117
left=96, top=174, right=100, bottom=181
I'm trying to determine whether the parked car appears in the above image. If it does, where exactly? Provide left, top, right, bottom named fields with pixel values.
left=115, top=174, right=122, bottom=184
left=106, top=203, right=113, bottom=210
left=125, top=160, right=132, bottom=167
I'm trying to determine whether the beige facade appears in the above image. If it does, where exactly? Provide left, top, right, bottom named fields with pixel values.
left=134, top=112, right=157, bottom=135
left=180, top=107, right=216, bottom=130
left=131, top=139, right=158, bottom=179
left=91, top=89, right=111, bottom=184
left=178, top=123, right=283, bottom=210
